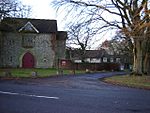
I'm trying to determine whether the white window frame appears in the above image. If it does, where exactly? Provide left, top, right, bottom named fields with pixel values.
left=103, top=57, right=107, bottom=62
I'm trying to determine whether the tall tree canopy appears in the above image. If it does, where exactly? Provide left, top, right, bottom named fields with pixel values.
left=53, top=0, right=150, bottom=75
left=0, top=0, right=31, bottom=19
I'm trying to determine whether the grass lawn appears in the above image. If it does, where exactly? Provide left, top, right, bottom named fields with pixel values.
left=103, top=75, right=150, bottom=90
left=0, top=68, right=85, bottom=78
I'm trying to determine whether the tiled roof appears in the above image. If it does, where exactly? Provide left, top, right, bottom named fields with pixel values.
left=85, top=50, right=108, bottom=58
left=0, top=17, right=57, bottom=33
left=70, top=49, right=110, bottom=59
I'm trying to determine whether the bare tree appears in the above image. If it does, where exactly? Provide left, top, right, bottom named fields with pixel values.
left=53, top=0, right=150, bottom=75
left=98, top=36, right=133, bottom=61
left=67, top=22, right=98, bottom=62
left=0, top=0, right=31, bottom=20
left=112, top=32, right=133, bottom=56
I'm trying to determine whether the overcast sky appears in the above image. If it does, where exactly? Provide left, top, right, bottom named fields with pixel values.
left=20, top=0, right=114, bottom=49
left=21, top=0, right=55, bottom=19
left=21, top=0, right=66, bottom=30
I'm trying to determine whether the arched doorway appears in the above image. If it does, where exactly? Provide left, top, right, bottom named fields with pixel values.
left=22, top=52, right=35, bottom=68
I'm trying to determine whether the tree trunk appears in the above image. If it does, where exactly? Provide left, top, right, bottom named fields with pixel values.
left=133, top=40, right=143, bottom=75
left=143, top=53, right=150, bottom=75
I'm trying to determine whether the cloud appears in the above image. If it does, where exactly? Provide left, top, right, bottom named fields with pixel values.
left=21, top=0, right=56, bottom=19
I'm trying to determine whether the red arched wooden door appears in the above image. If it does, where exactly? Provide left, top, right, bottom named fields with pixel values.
left=22, top=52, right=35, bottom=68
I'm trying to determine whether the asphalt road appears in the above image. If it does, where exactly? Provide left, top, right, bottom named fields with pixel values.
left=0, top=72, right=150, bottom=113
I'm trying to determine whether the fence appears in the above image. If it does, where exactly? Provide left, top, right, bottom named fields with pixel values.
left=60, top=59, right=120, bottom=71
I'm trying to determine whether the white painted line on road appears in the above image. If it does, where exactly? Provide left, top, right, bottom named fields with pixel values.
left=0, top=91, right=59, bottom=100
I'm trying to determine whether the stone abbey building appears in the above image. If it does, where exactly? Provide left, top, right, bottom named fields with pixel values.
left=0, top=18, right=67, bottom=68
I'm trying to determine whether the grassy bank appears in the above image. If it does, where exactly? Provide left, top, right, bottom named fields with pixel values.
left=103, top=75, right=150, bottom=90
left=0, top=68, right=85, bottom=78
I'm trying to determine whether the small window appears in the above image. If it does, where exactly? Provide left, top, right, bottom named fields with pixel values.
left=74, top=60, right=82, bottom=63
left=103, top=57, right=107, bottom=62
left=25, top=24, right=33, bottom=31
left=85, top=58, right=90, bottom=62
left=116, top=58, right=120, bottom=63
left=91, top=58, right=101, bottom=63
left=43, top=57, right=47, bottom=62
left=110, top=58, right=114, bottom=62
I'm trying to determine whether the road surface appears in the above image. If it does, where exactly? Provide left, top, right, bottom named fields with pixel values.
left=0, top=72, right=150, bottom=113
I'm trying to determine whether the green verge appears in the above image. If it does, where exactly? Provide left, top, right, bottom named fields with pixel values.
left=102, top=75, right=150, bottom=90
left=0, top=68, right=85, bottom=78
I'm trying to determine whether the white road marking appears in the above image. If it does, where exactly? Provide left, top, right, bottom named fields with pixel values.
left=0, top=91, right=59, bottom=99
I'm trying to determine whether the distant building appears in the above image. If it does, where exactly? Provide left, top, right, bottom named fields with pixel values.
left=66, top=48, right=132, bottom=70
left=0, top=17, right=67, bottom=68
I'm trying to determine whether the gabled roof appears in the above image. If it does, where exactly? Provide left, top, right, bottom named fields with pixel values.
left=85, top=50, right=109, bottom=58
left=69, top=49, right=110, bottom=59
left=18, top=21, right=39, bottom=33
left=0, top=17, right=57, bottom=33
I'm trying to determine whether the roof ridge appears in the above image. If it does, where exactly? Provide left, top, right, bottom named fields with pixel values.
left=1, top=17, right=58, bottom=33
left=3, top=17, right=57, bottom=21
